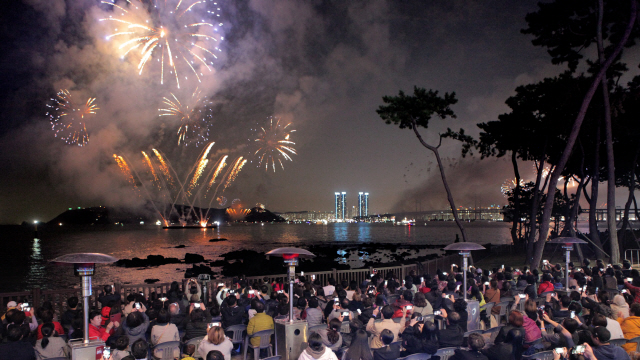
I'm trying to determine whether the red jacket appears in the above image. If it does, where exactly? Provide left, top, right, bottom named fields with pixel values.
left=538, top=281, right=554, bottom=295
left=36, top=322, right=65, bottom=340
left=625, top=282, right=640, bottom=304
left=391, top=299, right=412, bottom=318
left=88, top=324, right=111, bottom=342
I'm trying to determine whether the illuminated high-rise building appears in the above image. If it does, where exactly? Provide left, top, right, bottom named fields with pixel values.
left=358, top=192, right=369, bottom=217
left=335, top=192, right=346, bottom=220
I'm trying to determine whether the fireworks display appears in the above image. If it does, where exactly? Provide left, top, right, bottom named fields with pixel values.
left=159, top=89, right=213, bottom=146
left=46, top=90, right=99, bottom=146
left=500, top=178, right=525, bottom=197
left=252, top=117, right=296, bottom=172
left=100, top=0, right=223, bottom=88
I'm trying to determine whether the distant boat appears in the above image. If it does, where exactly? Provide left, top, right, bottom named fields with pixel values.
left=163, top=224, right=217, bottom=229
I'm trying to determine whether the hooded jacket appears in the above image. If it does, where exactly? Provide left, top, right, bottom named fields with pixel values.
left=593, top=343, right=632, bottom=360
left=612, top=295, right=630, bottom=319
left=121, top=312, right=150, bottom=345
left=298, top=346, right=339, bottom=360
left=619, top=315, right=640, bottom=353
left=221, top=305, right=245, bottom=328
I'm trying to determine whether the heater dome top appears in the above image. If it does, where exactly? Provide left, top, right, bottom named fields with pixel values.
left=266, top=247, right=315, bottom=259
left=52, top=253, right=118, bottom=264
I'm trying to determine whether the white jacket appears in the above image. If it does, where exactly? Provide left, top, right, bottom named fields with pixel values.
left=298, top=348, right=339, bottom=360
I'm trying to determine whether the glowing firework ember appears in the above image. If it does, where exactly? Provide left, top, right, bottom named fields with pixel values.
left=159, top=89, right=213, bottom=146
left=252, top=117, right=297, bottom=172
left=99, top=0, right=223, bottom=88
left=216, top=196, right=227, bottom=206
left=500, top=178, right=525, bottom=197
left=46, top=89, right=99, bottom=146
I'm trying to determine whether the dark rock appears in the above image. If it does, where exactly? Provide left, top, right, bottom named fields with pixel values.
left=184, top=253, right=205, bottom=263
left=114, top=255, right=181, bottom=268
left=174, top=245, right=187, bottom=248
left=184, top=264, right=216, bottom=278
left=209, top=238, right=227, bottom=242
left=144, top=279, right=160, bottom=284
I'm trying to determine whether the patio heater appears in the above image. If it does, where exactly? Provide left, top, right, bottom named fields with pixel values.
left=52, top=253, right=118, bottom=360
left=266, top=247, right=315, bottom=360
left=443, top=242, right=485, bottom=330
left=547, top=237, right=587, bottom=290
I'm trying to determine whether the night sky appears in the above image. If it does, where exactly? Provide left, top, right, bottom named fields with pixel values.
left=0, top=0, right=616, bottom=224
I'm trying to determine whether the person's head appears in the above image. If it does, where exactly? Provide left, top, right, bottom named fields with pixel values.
left=597, top=291, right=610, bottom=305
left=308, top=297, right=319, bottom=309
left=156, top=309, right=171, bottom=324
left=40, top=309, right=54, bottom=323
left=508, top=310, right=524, bottom=327
left=104, top=284, right=113, bottom=294
left=169, top=302, right=180, bottom=315
left=226, top=294, right=237, bottom=306
left=490, top=279, right=498, bottom=289
left=560, top=295, right=571, bottom=308
left=327, top=318, right=342, bottom=345
left=380, top=329, right=394, bottom=346
left=126, top=311, right=144, bottom=328
left=308, top=332, right=325, bottom=352
left=592, top=314, right=607, bottom=327
left=115, top=335, right=130, bottom=351
left=563, top=318, right=579, bottom=334
left=40, top=323, right=55, bottom=349
left=631, top=303, right=640, bottom=317
left=190, top=308, right=206, bottom=323
left=206, top=350, right=225, bottom=360
left=524, top=299, right=538, bottom=320
left=447, top=311, right=461, bottom=326
left=183, top=344, right=196, bottom=356
left=89, top=310, right=102, bottom=327
left=346, top=329, right=372, bottom=360
left=453, top=299, right=467, bottom=313
left=526, top=275, right=535, bottom=285
left=7, top=326, right=24, bottom=342
left=252, top=299, right=265, bottom=313
left=468, top=333, right=485, bottom=351
left=296, top=297, right=307, bottom=310
left=131, top=339, right=149, bottom=359
left=402, top=290, right=413, bottom=302
left=414, top=292, right=427, bottom=307
left=381, top=305, right=394, bottom=319
left=207, top=326, right=225, bottom=345
left=591, top=326, right=611, bottom=345
left=542, top=273, right=552, bottom=282
left=67, top=296, right=79, bottom=309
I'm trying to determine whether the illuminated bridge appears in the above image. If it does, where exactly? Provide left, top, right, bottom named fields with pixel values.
left=394, top=208, right=505, bottom=221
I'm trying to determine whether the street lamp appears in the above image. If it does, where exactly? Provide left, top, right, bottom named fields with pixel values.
left=547, top=237, right=587, bottom=290
left=52, top=253, right=117, bottom=359
left=266, top=247, right=315, bottom=360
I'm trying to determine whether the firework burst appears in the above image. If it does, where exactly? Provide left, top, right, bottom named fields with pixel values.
left=159, top=89, right=212, bottom=146
left=500, top=178, right=525, bottom=197
left=46, top=89, right=99, bottom=146
left=252, top=117, right=296, bottom=172
left=99, top=0, right=223, bottom=88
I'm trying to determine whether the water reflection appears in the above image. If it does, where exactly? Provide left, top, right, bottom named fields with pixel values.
left=27, top=238, right=46, bottom=289
left=357, top=223, right=370, bottom=242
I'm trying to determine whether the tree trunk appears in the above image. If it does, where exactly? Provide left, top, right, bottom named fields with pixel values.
left=410, top=118, right=469, bottom=242
left=527, top=159, right=546, bottom=264
left=589, top=121, right=605, bottom=259
left=619, top=144, right=640, bottom=241
left=511, top=151, right=522, bottom=246
left=531, top=0, right=637, bottom=269
left=597, top=0, right=620, bottom=263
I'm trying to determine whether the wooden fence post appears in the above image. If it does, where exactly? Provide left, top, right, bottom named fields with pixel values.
left=332, top=268, right=337, bottom=282
left=32, top=288, right=41, bottom=309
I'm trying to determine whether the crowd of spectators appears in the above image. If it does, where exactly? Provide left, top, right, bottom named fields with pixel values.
left=3, top=258, right=640, bottom=360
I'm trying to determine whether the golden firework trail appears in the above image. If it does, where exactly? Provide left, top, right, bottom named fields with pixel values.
left=46, top=89, right=99, bottom=146
left=159, top=89, right=212, bottom=146
left=114, top=154, right=137, bottom=188
left=223, top=157, right=246, bottom=191
left=253, top=117, right=296, bottom=172
left=187, top=141, right=214, bottom=194
left=99, top=0, right=223, bottom=88
left=152, top=148, right=175, bottom=188
left=141, top=151, right=161, bottom=188
left=206, top=155, right=228, bottom=191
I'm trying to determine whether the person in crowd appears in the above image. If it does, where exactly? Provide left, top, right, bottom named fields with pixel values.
left=524, top=275, right=537, bottom=300
left=412, top=292, right=434, bottom=316
left=298, top=332, right=339, bottom=360
left=123, top=294, right=137, bottom=318
left=619, top=303, right=640, bottom=353
left=591, top=313, right=624, bottom=340
left=36, top=309, right=64, bottom=340
left=324, top=278, right=336, bottom=297
left=34, top=322, right=69, bottom=359
left=206, top=349, right=225, bottom=360
left=483, top=328, right=524, bottom=360
left=625, top=278, right=640, bottom=304
left=99, top=284, right=121, bottom=307
left=246, top=300, right=274, bottom=348
left=5, top=307, right=38, bottom=335
left=150, top=309, right=180, bottom=359
left=591, top=326, right=631, bottom=360
left=61, top=296, right=80, bottom=333
left=538, top=273, right=555, bottom=295
left=450, top=332, right=488, bottom=360
left=316, top=318, right=343, bottom=352
left=494, top=310, right=525, bottom=344
left=305, top=297, right=324, bottom=327
left=111, top=336, right=131, bottom=360
left=392, top=290, right=414, bottom=318
left=130, top=339, right=149, bottom=360
left=0, top=326, right=36, bottom=360
left=221, top=295, right=245, bottom=328
left=343, top=329, right=373, bottom=360
left=436, top=308, right=465, bottom=348
left=89, top=310, right=118, bottom=342
left=349, top=292, right=363, bottom=312
left=484, top=279, right=501, bottom=304
left=197, top=326, right=234, bottom=360
left=545, top=293, right=572, bottom=319
left=372, top=329, right=401, bottom=360
left=184, top=303, right=212, bottom=342
left=168, top=302, right=188, bottom=332
left=122, top=307, right=150, bottom=345
left=366, top=305, right=407, bottom=349
left=614, top=294, right=631, bottom=319
left=328, top=298, right=353, bottom=322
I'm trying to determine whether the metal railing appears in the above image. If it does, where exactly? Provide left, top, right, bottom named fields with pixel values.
left=0, top=253, right=461, bottom=318
left=625, top=249, right=640, bottom=267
